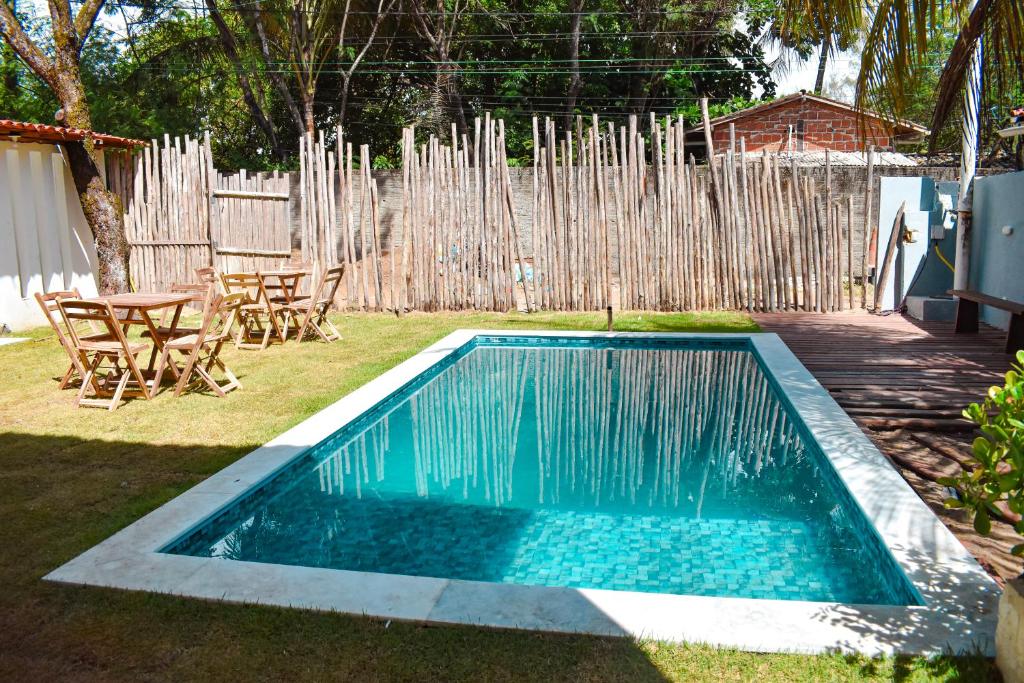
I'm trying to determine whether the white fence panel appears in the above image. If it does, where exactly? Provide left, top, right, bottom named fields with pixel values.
left=0, top=141, right=99, bottom=330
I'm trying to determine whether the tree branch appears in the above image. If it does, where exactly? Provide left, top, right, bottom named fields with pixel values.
left=74, top=0, right=105, bottom=45
left=0, top=0, right=56, bottom=84
left=235, top=0, right=305, bottom=134
left=205, top=0, right=286, bottom=159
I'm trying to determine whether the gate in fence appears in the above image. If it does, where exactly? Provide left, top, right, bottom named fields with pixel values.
left=106, top=133, right=294, bottom=293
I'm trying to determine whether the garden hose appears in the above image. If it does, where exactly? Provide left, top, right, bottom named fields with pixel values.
left=934, top=244, right=955, bottom=273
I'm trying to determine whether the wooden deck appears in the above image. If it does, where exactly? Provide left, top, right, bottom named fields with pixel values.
left=754, top=312, right=1023, bottom=582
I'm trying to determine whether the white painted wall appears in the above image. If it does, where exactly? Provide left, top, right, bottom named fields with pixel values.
left=0, top=140, right=99, bottom=331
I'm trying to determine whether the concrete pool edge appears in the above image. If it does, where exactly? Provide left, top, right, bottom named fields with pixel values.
left=45, top=330, right=1000, bottom=656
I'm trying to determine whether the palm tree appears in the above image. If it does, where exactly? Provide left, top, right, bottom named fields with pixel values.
left=774, top=0, right=1023, bottom=147
left=777, top=0, right=1023, bottom=287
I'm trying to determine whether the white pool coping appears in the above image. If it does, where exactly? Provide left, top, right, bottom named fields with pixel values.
left=46, top=330, right=999, bottom=656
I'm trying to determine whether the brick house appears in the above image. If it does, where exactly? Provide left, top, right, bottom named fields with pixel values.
left=692, top=92, right=929, bottom=153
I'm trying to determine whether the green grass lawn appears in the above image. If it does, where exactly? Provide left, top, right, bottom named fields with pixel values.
left=0, top=311, right=996, bottom=681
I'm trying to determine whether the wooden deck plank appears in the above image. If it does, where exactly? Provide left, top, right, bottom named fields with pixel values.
left=753, top=312, right=1023, bottom=582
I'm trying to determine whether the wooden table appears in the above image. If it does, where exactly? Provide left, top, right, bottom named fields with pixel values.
left=85, top=292, right=194, bottom=374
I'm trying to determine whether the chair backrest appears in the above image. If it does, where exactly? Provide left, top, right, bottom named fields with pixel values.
left=195, top=266, right=219, bottom=284
left=220, top=272, right=266, bottom=305
left=197, top=292, right=247, bottom=345
left=170, top=281, right=217, bottom=308
left=35, top=289, right=81, bottom=326
left=34, top=289, right=86, bottom=358
left=311, top=265, right=346, bottom=307
left=57, top=299, right=133, bottom=352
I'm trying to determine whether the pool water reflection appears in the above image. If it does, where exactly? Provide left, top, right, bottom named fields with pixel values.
left=168, top=338, right=919, bottom=605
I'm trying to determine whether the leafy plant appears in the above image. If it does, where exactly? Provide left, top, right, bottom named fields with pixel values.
left=942, top=350, right=1024, bottom=558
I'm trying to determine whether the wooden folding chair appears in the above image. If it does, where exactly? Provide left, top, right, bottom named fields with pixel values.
left=281, top=265, right=345, bottom=343
left=57, top=299, right=151, bottom=410
left=220, top=272, right=287, bottom=350
left=194, top=266, right=220, bottom=286
left=152, top=293, right=246, bottom=398
left=34, top=289, right=112, bottom=389
left=146, top=282, right=216, bottom=342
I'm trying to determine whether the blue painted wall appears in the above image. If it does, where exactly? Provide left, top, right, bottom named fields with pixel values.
left=968, top=170, right=1024, bottom=329
left=904, top=180, right=958, bottom=300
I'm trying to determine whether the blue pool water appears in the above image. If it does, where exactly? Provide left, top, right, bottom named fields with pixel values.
left=166, top=336, right=919, bottom=605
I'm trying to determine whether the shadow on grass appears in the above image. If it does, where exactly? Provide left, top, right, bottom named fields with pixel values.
left=843, top=645, right=997, bottom=683
left=0, top=431, right=673, bottom=681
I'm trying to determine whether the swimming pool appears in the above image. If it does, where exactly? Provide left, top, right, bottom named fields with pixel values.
left=48, top=331, right=999, bottom=655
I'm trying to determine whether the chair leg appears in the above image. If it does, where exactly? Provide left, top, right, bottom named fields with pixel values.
left=151, top=346, right=174, bottom=398
left=267, top=308, right=286, bottom=344
left=324, top=317, right=341, bottom=342
left=194, top=364, right=227, bottom=398
left=219, top=361, right=242, bottom=393
left=309, top=318, right=332, bottom=343
left=108, top=370, right=132, bottom=411
left=294, top=314, right=312, bottom=343
left=58, top=364, right=76, bottom=390
left=259, top=316, right=273, bottom=350
left=173, top=347, right=202, bottom=397
left=74, top=357, right=101, bottom=408
left=234, top=314, right=249, bottom=348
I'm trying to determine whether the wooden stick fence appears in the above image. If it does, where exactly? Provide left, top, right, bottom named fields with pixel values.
left=107, top=118, right=875, bottom=313
left=397, top=117, right=530, bottom=312
left=105, top=136, right=213, bottom=293
left=396, top=113, right=871, bottom=313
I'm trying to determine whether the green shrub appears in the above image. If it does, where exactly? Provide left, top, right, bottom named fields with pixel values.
left=942, top=350, right=1024, bottom=558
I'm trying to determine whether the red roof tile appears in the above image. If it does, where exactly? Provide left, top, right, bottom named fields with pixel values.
left=0, top=119, right=145, bottom=148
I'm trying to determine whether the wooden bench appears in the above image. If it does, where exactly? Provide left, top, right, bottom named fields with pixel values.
left=948, top=289, right=1024, bottom=354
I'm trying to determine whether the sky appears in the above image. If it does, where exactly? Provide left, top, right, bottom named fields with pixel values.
left=767, top=48, right=863, bottom=102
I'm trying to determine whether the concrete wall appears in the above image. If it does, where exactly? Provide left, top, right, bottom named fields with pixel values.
left=969, top=170, right=1024, bottom=329
left=0, top=140, right=99, bottom=331
left=290, top=164, right=968, bottom=276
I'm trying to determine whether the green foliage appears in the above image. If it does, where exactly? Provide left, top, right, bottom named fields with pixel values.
left=0, top=0, right=783, bottom=169
left=942, top=350, right=1024, bottom=558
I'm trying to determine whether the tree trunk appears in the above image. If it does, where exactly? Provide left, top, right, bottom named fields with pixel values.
left=0, top=0, right=131, bottom=294
left=64, top=143, right=131, bottom=294
left=239, top=0, right=305, bottom=136
left=814, top=35, right=830, bottom=94
left=448, top=84, right=469, bottom=139
left=206, top=0, right=287, bottom=161
left=303, top=93, right=315, bottom=135
left=339, top=73, right=351, bottom=125
left=56, top=79, right=131, bottom=293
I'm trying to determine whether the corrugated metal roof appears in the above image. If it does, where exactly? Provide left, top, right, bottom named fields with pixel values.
left=736, top=150, right=920, bottom=167
left=0, top=119, right=145, bottom=148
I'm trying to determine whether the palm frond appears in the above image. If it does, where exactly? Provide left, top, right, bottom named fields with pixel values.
left=853, top=0, right=935, bottom=121
left=776, top=0, right=864, bottom=48
left=929, top=0, right=1024, bottom=151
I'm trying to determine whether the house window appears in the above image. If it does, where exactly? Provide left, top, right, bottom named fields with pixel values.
left=796, top=119, right=806, bottom=151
